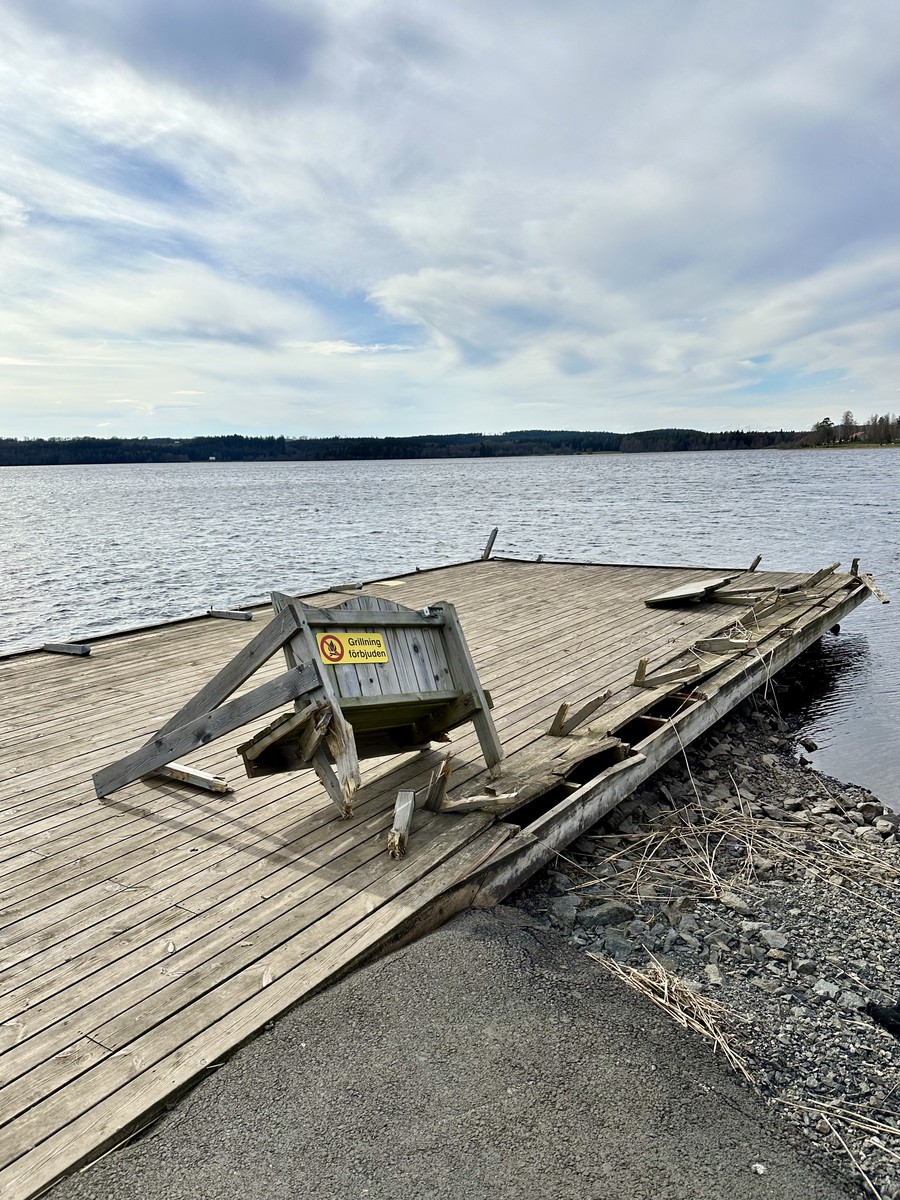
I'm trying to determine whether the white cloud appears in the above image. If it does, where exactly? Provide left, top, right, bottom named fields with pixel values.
left=0, top=0, right=896, bottom=436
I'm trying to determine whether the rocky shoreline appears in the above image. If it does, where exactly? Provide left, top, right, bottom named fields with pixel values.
left=515, top=677, right=899, bottom=1199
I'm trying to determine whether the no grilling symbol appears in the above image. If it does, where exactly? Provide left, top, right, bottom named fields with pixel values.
left=316, top=631, right=389, bottom=665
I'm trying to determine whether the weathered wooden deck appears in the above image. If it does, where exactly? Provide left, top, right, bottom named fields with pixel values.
left=0, top=557, right=870, bottom=1198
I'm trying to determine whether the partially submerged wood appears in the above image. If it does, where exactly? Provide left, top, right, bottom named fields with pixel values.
left=387, top=789, right=416, bottom=858
left=548, top=690, right=612, bottom=737
left=153, top=763, right=232, bottom=793
left=42, top=643, right=90, bottom=657
left=644, top=576, right=733, bottom=607
left=206, top=609, right=252, bottom=621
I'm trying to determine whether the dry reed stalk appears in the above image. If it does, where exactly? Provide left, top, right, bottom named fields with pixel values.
left=589, top=951, right=755, bottom=1085
left=821, top=1115, right=885, bottom=1200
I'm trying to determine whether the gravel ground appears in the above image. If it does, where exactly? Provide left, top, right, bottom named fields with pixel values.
left=518, top=678, right=900, bottom=1199
left=52, top=906, right=853, bottom=1200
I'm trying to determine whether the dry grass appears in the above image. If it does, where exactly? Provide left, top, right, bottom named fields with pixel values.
left=588, top=951, right=755, bottom=1084
left=568, top=783, right=900, bottom=921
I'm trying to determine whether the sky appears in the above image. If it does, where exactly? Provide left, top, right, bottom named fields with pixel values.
left=0, top=0, right=897, bottom=439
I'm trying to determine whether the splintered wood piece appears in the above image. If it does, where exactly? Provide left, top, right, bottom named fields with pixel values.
left=387, top=789, right=417, bottom=858
left=440, top=792, right=519, bottom=814
left=153, top=763, right=232, bottom=793
left=804, top=562, right=840, bottom=589
left=42, top=643, right=90, bottom=656
left=694, top=637, right=759, bottom=655
left=207, top=609, right=252, bottom=621
left=644, top=576, right=733, bottom=607
left=851, top=557, right=860, bottom=576
left=547, top=702, right=570, bottom=737
left=298, top=706, right=333, bottom=761
left=858, top=573, right=890, bottom=604
left=423, top=755, right=453, bottom=812
left=236, top=704, right=319, bottom=764
left=548, top=690, right=612, bottom=737
left=481, top=527, right=499, bottom=560
left=633, top=659, right=701, bottom=689
left=749, top=554, right=762, bottom=572
left=93, top=663, right=319, bottom=798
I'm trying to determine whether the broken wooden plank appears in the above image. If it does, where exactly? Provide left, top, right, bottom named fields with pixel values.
left=548, top=690, right=612, bottom=737
left=93, top=663, right=319, bottom=798
left=42, top=643, right=90, bottom=657
left=440, top=791, right=519, bottom=815
left=481, top=527, right=499, bottom=560
left=387, top=789, right=417, bottom=858
left=633, top=658, right=701, bottom=689
left=804, top=562, right=840, bottom=589
left=644, top=576, right=733, bottom=607
left=694, top=636, right=759, bottom=655
left=423, top=755, right=453, bottom=812
left=206, top=609, right=252, bottom=621
left=153, top=763, right=232, bottom=793
left=857, top=573, right=890, bottom=604
left=748, top=555, right=762, bottom=572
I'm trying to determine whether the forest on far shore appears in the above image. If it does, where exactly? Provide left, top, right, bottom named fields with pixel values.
left=0, top=415, right=896, bottom=466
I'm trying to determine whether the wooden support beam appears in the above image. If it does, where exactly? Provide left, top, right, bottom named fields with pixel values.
left=387, top=789, right=416, bottom=859
left=858, top=573, right=890, bottom=604
left=302, top=608, right=444, bottom=629
left=804, top=562, right=840, bottom=589
left=423, top=755, right=453, bottom=812
left=93, top=663, right=319, bottom=798
left=548, top=689, right=612, bottom=737
left=153, top=763, right=232, bottom=793
left=481, top=527, right=498, bottom=561
left=749, top=554, right=762, bottom=572
left=433, top=601, right=503, bottom=776
left=156, top=605, right=302, bottom=737
left=851, top=557, right=860, bottom=576
left=42, top=643, right=90, bottom=657
left=633, top=658, right=700, bottom=689
left=206, top=609, right=252, bottom=621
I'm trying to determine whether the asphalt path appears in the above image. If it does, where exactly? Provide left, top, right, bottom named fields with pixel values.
left=52, top=907, right=854, bottom=1200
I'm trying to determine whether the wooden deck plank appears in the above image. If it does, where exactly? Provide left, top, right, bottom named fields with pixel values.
left=0, top=559, right=870, bottom=1200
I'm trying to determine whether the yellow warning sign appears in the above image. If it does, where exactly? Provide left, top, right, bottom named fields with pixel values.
left=317, top=631, right=389, bottom=665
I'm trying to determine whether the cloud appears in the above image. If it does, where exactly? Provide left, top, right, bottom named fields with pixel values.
left=0, top=0, right=896, bottom=437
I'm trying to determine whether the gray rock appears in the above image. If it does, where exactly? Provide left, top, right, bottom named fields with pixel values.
left=578, top=901, right=635, bottom=929
left=704, top=964, right=724, bottom=986
left=812, top=979, right=840, bottom=999
left=761, top=928, right=789, bottom=951
left=796, top=959, right=817, bottom=975
left=854, top=825, right=884, bottom=842
left=874, top=817, right=899, bottom=835
left=548, top=896, right=580, bottom=927
left=856, top=801, right=884, bottom=821
left=717, top=890, right=755, bottom=917
left=838, top=990, right=866, bottom=1010
left=603, top=930, right=635, bottom=961
left=845, top=810, right=865, bottom=826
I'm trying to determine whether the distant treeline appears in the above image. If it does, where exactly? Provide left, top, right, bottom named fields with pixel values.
left=0, top=427, right=802, bottom=467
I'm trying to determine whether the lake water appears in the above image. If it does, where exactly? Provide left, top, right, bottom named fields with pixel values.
left=1, top=450, right=897, bottom=808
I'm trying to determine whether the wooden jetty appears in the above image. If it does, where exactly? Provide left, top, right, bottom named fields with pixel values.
left=0, top=555, right=878, bottom=1198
